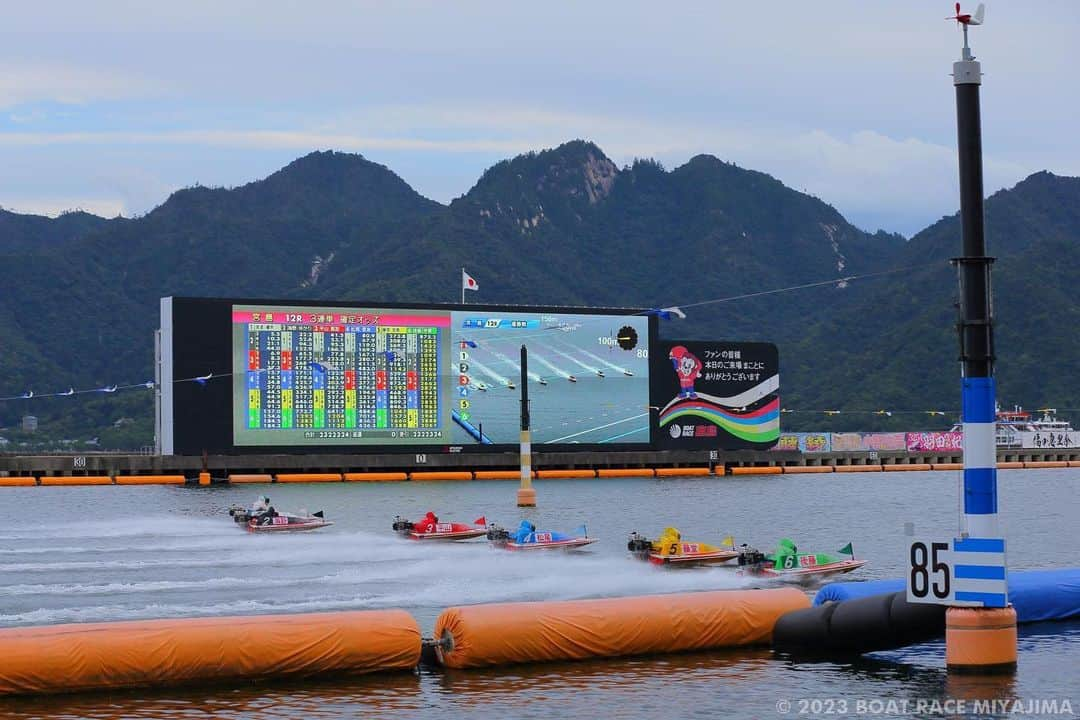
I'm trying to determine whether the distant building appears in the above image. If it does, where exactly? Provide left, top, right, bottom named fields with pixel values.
left=21, top=415, right=38, bottom=432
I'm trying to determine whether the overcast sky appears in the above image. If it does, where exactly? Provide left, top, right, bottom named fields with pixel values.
left=1, top=1, right=1077, bottom=236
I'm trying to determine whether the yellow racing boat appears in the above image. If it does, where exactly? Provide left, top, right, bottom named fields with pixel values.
left=627, top=527, right=739, bottom=566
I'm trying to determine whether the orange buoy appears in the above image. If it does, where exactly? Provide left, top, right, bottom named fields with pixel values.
left=0, top=610, right=420, bottom=696
left=228, top=474, right=273, bottom=484
left=945, top=606, right=1017, bottom=674
left=40, top=476, right=113, bottom=486
left=655, top=467, right=712, bottom=476
left=344, top=472, right=408, bottom=482
left=434, top=588, right=809, bottom=669
left=0, top=477, right=35, bottom=487
left=275, top=473, right=342, bottom=483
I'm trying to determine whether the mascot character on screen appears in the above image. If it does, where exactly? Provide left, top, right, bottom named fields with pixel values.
left=668, top=345, right=702, bottom=399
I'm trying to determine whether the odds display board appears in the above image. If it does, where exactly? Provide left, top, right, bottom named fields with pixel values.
left=158, top=297, right=653, bottom=454
left=649, top=340, right=779, bottom=450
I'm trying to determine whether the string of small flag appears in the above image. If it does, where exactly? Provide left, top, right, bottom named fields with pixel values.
left=0, top=260, right=946, bottom=404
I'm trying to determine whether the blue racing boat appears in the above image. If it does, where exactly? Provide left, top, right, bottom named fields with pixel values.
left=487, top=520, right=595, bottom=550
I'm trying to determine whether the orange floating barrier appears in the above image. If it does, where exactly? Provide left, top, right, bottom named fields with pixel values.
left=409, top=471, right=473, bottom=481
left=730, top=466, right=781, bottom=476
left=996, top=461, right=1025, bottom=470
left=782, top=466, right=834, bottom=474
left=945, top=606, right=1017, bottom=673
left=534, top=469, right=595, bottom=479
left=1069, top=460, right=1080, bottom=468
left=882, top=464, right=933, bottom=472
left=931, top=463, right=965, bottom=471
left=228, top=474, right=273, bottom=484
left=275, top=473, right=342, bottom=483
left=1023, top=460, right=1068, bottom=469
left=344, top=472, right=409, bottom=482
left=472, top=470, right=526, bottom=480
left=597, top=468, right=655, bottom=478
left=655, top=467, right=712, bottom=477
left=0, top=477, right=36, bottom=487
left=434, top=588, right=809, bottom=669
left=835, top=465, right=882, bottom=473
left=0, top=609, right=420, bottom=696
left=40, top=476, right=113, bottom=486
left=115, top=475, right=186, bottom=485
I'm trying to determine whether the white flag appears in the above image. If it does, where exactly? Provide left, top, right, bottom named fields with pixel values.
left=462, top=269, right=479, bottom=292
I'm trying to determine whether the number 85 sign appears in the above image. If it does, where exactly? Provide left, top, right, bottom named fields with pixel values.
left=906, top=537, right=1008, bottom=608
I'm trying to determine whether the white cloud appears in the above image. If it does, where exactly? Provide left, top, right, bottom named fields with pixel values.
left=0, top=64, right=154, bottom=109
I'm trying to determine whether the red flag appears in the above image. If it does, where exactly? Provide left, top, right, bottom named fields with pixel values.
left=474, top=516, right=487, bottom=526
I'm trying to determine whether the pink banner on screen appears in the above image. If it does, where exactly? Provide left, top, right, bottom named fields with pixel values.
left=905, top=431, right=963, bottom=452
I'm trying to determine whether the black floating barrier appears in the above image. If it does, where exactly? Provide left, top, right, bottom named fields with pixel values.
left=772, top=591, right=946, bottom=657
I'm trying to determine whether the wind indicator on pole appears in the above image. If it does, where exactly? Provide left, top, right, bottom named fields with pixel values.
left=947, top=3, right=985, bottom=60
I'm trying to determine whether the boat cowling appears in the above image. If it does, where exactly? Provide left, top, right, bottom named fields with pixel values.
left=486, top=525, right=511, bottom=543
left=627, top=532, right=653, bottom=554
left=738, top=547, right=767, bottom=566
left=392, top=516, right=414, bottom=533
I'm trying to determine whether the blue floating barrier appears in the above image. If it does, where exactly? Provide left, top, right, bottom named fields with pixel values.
left=814, top=567, right=1080, bottom=624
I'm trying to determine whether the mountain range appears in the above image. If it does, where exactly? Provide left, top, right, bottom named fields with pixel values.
left=1, top=140, right=1077, bottom=448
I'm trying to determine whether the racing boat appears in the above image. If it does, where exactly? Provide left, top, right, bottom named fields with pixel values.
left=568, top=375, right=577, bottom=383
left=737, top=539, right=865, bottom=582
left=229, top=497, right=332, bottom=533
left=627, top=528, right=739, bottom=566
left=393, top=512, right=487, bottom=541
left=487, top=520, right=595, bottom=550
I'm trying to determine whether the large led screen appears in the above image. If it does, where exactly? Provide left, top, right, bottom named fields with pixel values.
left=228, top=303, right=651, bottom=448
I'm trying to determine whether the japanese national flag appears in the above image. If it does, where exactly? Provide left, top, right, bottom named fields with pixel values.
left=462, top=269, right=479, bottom=292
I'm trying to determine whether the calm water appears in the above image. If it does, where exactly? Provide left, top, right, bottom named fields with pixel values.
left=1, top=470, right=1078, bottom=718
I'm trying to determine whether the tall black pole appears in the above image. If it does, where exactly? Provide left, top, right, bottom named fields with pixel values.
left=952, top=27, right=998, bottom=541
left=945, top=15, right=1014, bottom=676
left=520, top=345, right=530, bottom=431
left=517, top=345, right=535, bottom=506
left=955, top=54, right=994, bottom=380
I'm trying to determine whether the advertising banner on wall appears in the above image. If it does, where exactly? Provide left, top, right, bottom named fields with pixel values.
left=906, top=431, right=963, bottom=452
left=651, top=340, right=779, bottom=450
left=830, top=432, right=907, bottom=452
left=1018, top=430, right=1079, bottom=449
left=771, top=433, right=831, bottom=453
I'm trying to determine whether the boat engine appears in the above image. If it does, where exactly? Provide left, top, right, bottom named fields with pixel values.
left=486, top=525, right=510, bottom=544
left=228, top=505, right=252, bottom=523
left=738, top=546, right=767, bottom=566
left=392, top=516, right=414, bottom=533
left=627, top=532, right=654, bottom=556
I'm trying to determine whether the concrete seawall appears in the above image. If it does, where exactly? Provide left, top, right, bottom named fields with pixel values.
left=1, top=447, right=1078, bottom=482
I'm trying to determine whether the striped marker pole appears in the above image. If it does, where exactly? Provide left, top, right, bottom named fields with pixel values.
left=517, top=345, right=536, bottom=507
left=948, top=15, right=1016, bottom=673
left=962, top=377, right=998, bottom=538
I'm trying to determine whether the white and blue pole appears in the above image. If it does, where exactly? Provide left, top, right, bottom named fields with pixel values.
left=952, top=33, right=998, bottom=540
left=945, top=11, right=1016, bottom=674
left=962, top=377, right=998, bottom=538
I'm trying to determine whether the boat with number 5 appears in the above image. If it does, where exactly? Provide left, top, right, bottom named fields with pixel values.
left=627, top=528, right=739, bottom=566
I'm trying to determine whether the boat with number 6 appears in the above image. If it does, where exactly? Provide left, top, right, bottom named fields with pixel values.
left=737, top=539, right=865, bottom=582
